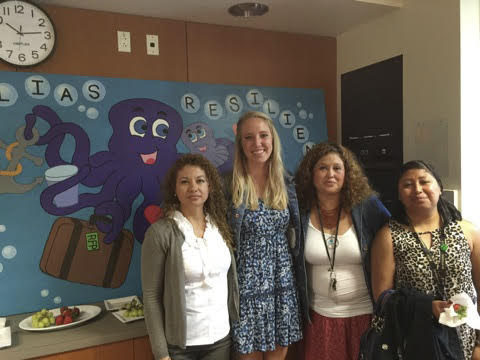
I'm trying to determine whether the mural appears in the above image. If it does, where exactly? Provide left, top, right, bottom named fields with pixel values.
left=0, top=71, right=327, bottom=315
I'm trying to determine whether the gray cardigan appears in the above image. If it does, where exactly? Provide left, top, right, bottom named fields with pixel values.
left=141, top=218, right=239, bottom=359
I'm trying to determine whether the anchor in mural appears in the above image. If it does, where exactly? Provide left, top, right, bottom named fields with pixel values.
left=23, top=98, right=183, bottom=244
left=181, top=121, right=234, bottom=173
left=0, top=126, right=44, bottom=194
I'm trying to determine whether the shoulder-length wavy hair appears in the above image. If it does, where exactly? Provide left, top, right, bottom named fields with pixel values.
left=391, top=160, right=461, bottom=225
left=232, top=111, right=287, bottom=210
left=295, top=142, right=375, bottom=212
left=162, top=153, right=233, bottom=248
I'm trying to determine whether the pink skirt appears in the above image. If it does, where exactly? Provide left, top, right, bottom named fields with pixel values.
left=300, top=309, right=371, bottom=360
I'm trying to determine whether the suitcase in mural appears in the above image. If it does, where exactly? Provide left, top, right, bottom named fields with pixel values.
left=40, top=215, right=134, bottom=288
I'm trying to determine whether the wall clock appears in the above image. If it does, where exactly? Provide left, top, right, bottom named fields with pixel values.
left=0, top=0, right=56, bottom=66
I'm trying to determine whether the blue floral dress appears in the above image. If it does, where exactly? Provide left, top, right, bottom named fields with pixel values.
left=232, top=199, right=302, bottom=354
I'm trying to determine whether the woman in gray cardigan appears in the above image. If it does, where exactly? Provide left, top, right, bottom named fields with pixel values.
left=142, top=154, right=239, bottom=360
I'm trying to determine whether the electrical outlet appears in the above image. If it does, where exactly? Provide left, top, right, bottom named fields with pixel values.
left=146, top=34, right=159, bottom=56
left=117, top=31, right=131, bottom=53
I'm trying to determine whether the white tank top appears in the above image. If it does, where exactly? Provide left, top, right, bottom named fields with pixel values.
left=304, top=218, right=373, bottom=318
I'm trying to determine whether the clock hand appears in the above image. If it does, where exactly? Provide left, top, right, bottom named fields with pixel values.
left=22, top=32, right=42, bottom=35
left=5, top=22, right=22, bottom=35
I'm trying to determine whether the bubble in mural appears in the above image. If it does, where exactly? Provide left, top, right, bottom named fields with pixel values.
left=25, top=75, right=51, bottom=99
left=299, top=109, right=308, bottom=120
left=54, top=83, right=78, bottom=106
left=246, top=89, right=264, bottom=108
left=0, top=263, right=3, bottom=272
left=225, top=94, right=243, bottom=114
left=293, top=125, right=310, bottom=144
left=86, top=107, right=99, bottom=119
left=303, top=141, right=316, bottom=155
left=82, top=80, right=106, bottom=102
left=279, top=110, right=296, bottom=128
left=309, top=113, right=314, bottom=119
left=263, top=99, right=280, bottom=119
left=0, top=83, right=18, bottom=107
left=53, top=296, right=62, bottom=304
left=297, top=102, right=302, bottom=108
left=181, top=93, right=200, bottom=114
left=41, top=289, right=49, bottom=297
left=78, top=105, right=86, bottom=112
left=2, top=245, right=17, bottom=259
left=204, top=100, right=223, bottom=120
left=0, top=225, right=5, bottom=232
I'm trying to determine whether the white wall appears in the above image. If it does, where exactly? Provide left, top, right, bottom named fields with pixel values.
left=337, top=0, right=461, bottom=194
left=460, top=0, right=480, bottom=224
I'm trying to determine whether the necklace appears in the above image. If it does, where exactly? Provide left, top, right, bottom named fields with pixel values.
left=318, top=206, right=340, bottom=229
left=410, top=222, right=448, bottom=300
left=316, top=204, right=341, bottom=293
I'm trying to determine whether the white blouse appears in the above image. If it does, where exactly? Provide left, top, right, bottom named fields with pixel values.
left=172, top=211, right=231, bottom=346
left=304, top=219, right=372, bottom=318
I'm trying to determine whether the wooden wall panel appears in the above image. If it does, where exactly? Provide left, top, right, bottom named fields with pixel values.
left=186, top=22, right=337, bottom=140
left=11, top=5, right=188, bottom=81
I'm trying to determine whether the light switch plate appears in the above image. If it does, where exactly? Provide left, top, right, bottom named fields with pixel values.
left=146, top=34, right=159, bottom=56
left=117, top=31, right=131, bottom=53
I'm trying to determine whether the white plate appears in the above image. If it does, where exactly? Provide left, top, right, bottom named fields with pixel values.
left=104, top=295, right=141, bottom=311
left=18, top=305, right=101, bottom=332
left=112, top=310, right=144, bottom=323
left=0, top=327, right=11, bottom=348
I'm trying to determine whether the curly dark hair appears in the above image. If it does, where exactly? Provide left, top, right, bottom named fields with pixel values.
left=162, top=153, right=232, bottom=248
left=391, top=160, right=461, bottom=225
left=295, top=142, right=376, bottom=212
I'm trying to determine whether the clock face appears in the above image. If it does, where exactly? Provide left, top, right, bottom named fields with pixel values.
left=0, top=0, right=56, bottom=66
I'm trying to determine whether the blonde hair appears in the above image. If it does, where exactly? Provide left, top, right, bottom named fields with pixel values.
left=232, top=111, right=288, bottom=210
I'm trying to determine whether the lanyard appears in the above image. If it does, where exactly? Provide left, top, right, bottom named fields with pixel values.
left=317, top=205, right=341, bottom=291
left=410, top=224, right=447, bottom=300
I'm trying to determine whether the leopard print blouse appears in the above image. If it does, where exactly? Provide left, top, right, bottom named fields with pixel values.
left=390, top=219, right=476, bottom=359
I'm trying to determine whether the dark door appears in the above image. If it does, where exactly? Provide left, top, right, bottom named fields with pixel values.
left=341, top=55, right=403, bottom=210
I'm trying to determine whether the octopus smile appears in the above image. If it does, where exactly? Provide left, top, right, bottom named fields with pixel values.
left=198, top=146, right=207, bottom=152
left=140, top=151, right=158, bottom=165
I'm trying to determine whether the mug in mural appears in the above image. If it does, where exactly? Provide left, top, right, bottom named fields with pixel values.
left=44, top=165, right=79, bottom=207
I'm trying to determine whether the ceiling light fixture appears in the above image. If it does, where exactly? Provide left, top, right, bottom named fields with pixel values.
left=228, top=3, right=269, bottom=18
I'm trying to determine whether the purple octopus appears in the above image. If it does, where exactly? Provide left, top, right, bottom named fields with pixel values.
left=181, top=121, right=234, bottom=173
left=23, top=98, right=183, bottom=244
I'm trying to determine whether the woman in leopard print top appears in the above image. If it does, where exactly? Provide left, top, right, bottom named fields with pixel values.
left=371, top=160, right=480, bottom=359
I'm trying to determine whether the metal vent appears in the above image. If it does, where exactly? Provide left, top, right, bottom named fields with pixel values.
left=228, top=3, right=269, bottom=18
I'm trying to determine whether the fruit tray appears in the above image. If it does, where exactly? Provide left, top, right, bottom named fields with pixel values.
left=104, top=295, right=141, bottom=311
left=19, top=305, right=101, bottom=331
left=112, top=310, right=144, bottom=324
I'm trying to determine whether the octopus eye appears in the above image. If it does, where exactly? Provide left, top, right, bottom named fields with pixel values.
left=152, top=118, right=170, bottom=139
left=129, top=116, right=147, bottom=138
left=197, top=128, right=206, bottom=139
left=188, top=132, right=198, bottom=143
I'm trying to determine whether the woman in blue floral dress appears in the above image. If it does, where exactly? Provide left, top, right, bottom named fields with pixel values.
left=228, top=111, right=302, bottom=359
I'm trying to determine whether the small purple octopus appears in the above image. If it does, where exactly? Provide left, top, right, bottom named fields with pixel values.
left=181, top=121, right=233, bottom=173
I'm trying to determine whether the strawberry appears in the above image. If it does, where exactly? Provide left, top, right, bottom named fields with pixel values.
left=453, top=304, right=461, bottom=311
left=55, top=315, right=64, bottom=325
left=63, top=315, right=73, bottom=324
left=60, top=306, right=68, bottom=315
left=63, top=309, right=73, bottom=317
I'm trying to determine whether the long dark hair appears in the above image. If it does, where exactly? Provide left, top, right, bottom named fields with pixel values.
left=162, top=153, right=233, bottom=248
left=391, top=160, right=461, bottom=225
